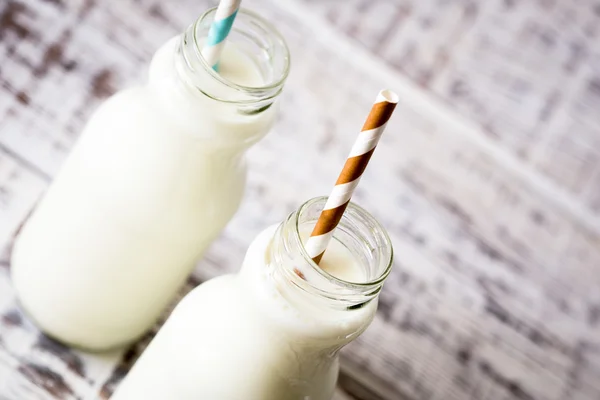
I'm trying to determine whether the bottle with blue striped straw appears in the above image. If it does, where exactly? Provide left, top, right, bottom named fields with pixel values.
left=11, top=5, right=290, bottom=352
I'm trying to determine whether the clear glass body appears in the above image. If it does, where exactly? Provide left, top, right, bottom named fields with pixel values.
left=110, top=197, right=393, bottom=400
left=10, top=8, right=290, bottom=351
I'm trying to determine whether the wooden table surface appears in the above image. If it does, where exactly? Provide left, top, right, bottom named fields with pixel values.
left=1, top=0, right=600, bottom=399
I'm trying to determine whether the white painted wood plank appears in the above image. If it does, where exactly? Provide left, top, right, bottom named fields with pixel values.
left=303, top=0, right=600, bottom=217
left=0, top=148, right=46, bottom=249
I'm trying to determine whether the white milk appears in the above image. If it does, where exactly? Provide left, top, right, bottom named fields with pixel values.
left=11, top=9, right=289, bottom=350
left=111, top=198, right=393, bottom=400
left=299, top=226, right=365, bottom=282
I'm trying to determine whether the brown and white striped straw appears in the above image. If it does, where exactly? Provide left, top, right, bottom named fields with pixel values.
left=305, top=89, right=398, bottom=265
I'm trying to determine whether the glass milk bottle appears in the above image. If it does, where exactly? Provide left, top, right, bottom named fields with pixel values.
left=110, top=197, right=393, bottom=400
left=10, top=8, right=290, bottom=351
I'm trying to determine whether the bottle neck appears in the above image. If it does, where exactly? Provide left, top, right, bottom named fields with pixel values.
left=268, top=197, right=394, bottom=312
left=176, top=7, right=289, bottom=114
left=147, top=8, right=289, bottom=150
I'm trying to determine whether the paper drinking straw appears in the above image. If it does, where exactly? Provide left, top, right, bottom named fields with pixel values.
left=305, top=90, right=399, bottom=265
left=201, top=0, right=241, bottom=70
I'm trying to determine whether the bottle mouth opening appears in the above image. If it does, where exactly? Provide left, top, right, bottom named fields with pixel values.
left=188, top=7, right=290, bottom=104
left=292, top=197, right=394, bottom=291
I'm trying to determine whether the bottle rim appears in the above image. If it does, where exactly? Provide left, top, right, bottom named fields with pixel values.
left=291, top=196, right=394, bottom=290
left=186, top=7, right=291, bottom=103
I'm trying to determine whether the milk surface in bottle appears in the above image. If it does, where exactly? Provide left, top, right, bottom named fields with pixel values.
left=111, top=197, right=394, bottom=400
left=10, top=8, right=290, bottom=350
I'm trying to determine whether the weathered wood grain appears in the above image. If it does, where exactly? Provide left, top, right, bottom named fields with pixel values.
left=0, top=148, right=46, bottom=251
left=0, top=0, right=599, bottom=399
left=303, top=0, right=600, bottom=220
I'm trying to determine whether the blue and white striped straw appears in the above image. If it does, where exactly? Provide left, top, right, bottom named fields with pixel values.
left=201, top=0, right=242, bottom=71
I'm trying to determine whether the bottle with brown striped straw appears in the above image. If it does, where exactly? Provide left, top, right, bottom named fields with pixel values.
left=304, top=89, right=398, bottom=267
left=109, top=91, right=398, bottom=397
